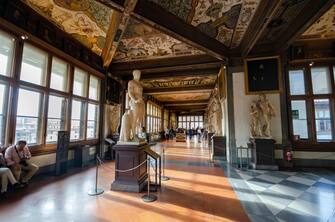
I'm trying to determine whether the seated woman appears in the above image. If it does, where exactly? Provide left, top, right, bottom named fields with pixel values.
left=0, top=148, right=21, bottom=197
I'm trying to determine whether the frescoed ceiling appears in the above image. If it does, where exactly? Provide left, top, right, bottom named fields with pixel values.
left=300, top=4, right=335, bottom=40
left=147, top=0, right=261, bottom=48
left=22, top=0, right=114, bottom=55
left=141, top=76, right=216, bottom=89
left=113, top=18, right=205, bottom=62
left=154, top=92, right=211, bottom=102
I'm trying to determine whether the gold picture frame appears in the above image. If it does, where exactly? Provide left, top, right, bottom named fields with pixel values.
left=244, top=56, right=282, bottom=95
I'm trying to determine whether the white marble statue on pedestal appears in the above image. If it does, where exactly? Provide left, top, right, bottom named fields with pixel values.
left=119, top=70, right=145, bottom=143
left=249, top=94, right=275, bottom=138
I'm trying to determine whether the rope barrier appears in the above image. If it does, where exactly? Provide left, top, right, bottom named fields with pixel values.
left=97, top=156, right=148, bottom=173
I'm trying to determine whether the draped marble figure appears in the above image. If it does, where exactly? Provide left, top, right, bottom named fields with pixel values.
left=119, top=70, right=145, bottom=142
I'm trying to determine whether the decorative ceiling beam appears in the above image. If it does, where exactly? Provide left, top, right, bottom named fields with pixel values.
left=110, top=54, right=220, bottom=72
left=144, top=86, right=213, bottom=95
left=100, top=0, right=137, bottom=68
left=240, top=0, right=283, bottom=57
left=168, top=105, right=208, bottom=111
left=274, top=0, right=335, bottom=53
left=164, top=100, right=209, bottom=106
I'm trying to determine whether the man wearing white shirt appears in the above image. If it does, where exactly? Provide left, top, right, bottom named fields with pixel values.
left=5, top=140, right=39, bottom=185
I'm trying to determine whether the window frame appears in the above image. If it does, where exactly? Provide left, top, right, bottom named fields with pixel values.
left=287, top=62, right=335, bottom=151
left=0, top=27, right=104, bottom=154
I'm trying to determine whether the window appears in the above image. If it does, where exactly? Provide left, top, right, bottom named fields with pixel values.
left=289, top=70, right=305, bottom=95
left=89, top=76, right=100, bottom=100
left=0, top=31, right=14, bottom=77
left=20, top=44, right=48, bottom=86
left=70, top=100, right=85, bottom=140
left=177, top=115, right=204, bottom=129
left=0, top=84, right=8, bottom=144
left=50, top=57, right=68, bottom=92
left=15, top=89, right=42, bottom=144
left=311, top=67, right=332, bottom=94
left=288, top=65, right=335, bottom=144
left=87, top=103, right=99, bottom=139
left=46, top=95, right=67, bottom=143
left=146, top=102, right=162, bottom=133
left=291, top=100, right=308, bottom=139
left=73, top=68, right=88, bottom=97
left=314, top=99, right=333, bottom=141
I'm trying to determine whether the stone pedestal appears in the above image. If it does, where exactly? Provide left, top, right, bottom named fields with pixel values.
left=111, top=143, right=148, bottom=192
left=212, top=136, right=226, bottom=158
left=249, top=138, right=278, bottom=170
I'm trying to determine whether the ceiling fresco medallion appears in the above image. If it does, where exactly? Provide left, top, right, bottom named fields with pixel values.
left=300, top=4, right=335, bottom=40
left=113, top=18, right=205, bottom=62
left=141, top=76, right=217, bottom=89
left=22, top=0, right=113, bottom=55
left=154, top=92, right=211, bottom=102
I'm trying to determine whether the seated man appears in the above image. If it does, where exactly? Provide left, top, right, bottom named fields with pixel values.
left=5, top=141, right=39, bottom=185
left=0, top=147, right=21, bottom=196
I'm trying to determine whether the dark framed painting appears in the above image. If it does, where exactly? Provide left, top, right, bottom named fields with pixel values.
left=244, top=56, right=281, bottom=94
left=218, top=66, right=226, bottom=100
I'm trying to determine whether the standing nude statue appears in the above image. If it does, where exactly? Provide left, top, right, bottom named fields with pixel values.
left=250, top=101, right=261, bottom=137
left=119, top=70, right=145, bottom=142
left=258, top=94, right=275, bottom=138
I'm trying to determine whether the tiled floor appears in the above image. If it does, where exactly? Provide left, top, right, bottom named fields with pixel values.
left=224, top=165, right=335, bottom=222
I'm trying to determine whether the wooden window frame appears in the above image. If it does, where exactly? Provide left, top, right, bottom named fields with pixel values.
left=287, top=62, right=335, bottom=151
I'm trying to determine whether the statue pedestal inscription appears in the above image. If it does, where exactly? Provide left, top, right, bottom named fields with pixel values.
left=111, top=143, right=148, bottom=192
left=248, top=138, right=278, bottom=170
left=212, top=136, right=226, bottom=158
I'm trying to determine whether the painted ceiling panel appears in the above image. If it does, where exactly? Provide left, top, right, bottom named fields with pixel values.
left=22, top=0, right=113, bottom=55
left=300, top=4, right=335, bottom=40
left=141, top=76, right=216, bottom=89
left=147, top=0, right=261, bottom=48
left=113, top=18, right=205, bottom=62
left=154, top=92, right=211, bottom=102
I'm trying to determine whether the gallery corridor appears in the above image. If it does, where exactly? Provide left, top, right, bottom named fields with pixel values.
left=0, top=140, right=250, bottom=222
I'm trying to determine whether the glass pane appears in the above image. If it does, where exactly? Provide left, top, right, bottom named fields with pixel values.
left=46, top=95, right=67, bottom=143
left=291, top=100, right=308, bottom=139
left=73, top=68, right=88, bottom=97
left=17, top=89, right=41, bottom=117
left=311, top=67, right=331, bottom=94
left=194, top=116, right=199, bottom=121
left=289, top=70, right=305, bottom=95
left=50, top=57, right=68, bottom=92
left=314, top=99, right=333, bottom=141
left=0, top=84, right=6, bottom=115
left=87, top=103, right=99, bottom=139
left=71, top=100, right=84, bottom=140
left=20, top=44, right=47, bottom=86
left=89, top=76, right=100, bottom=100
left=199, top=122, right=203, bottom=128
left=16, top=89, right=42, bottom=144
left=199, top=116, right=203, bottom=121
left=178, top=116, right=182, bottom=121
left=0, top=31, right=14, bottom=76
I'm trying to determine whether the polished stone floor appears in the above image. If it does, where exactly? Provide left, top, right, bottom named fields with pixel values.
left=0, top=139, right=334, bottom=222
left=0, top=139, right=249, bottom=222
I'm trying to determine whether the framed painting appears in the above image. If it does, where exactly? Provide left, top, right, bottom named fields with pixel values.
left=244, top=56, right=281, bottom=94
left=218, top=66, right=226, bottom=100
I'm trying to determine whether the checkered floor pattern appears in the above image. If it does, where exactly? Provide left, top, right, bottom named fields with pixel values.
left=232, top=168, right=335, bottom=222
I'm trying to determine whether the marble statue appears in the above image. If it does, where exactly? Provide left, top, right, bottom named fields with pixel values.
left=119, top=70, right=145, bottom=142
left=119, top=109, right=133, bottom=142
left=249, top=94, right=276, bottom=138
left=258, top=94, right=276, bottom=138
left=109, top=104, right=121, bottom=134
left=250, top=101, right=261, bottom=137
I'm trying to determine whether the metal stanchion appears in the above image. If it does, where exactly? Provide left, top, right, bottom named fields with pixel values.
left=142, top=157, right=157, bottom=202
left=161, top=147, right=170, bottom=181
left=88, top=155, right=104, bottom=196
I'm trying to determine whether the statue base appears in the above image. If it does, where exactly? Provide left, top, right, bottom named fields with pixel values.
left=111, top=143, right=149, bottom=192
left=212, top=136, right=226, bottom=158
left=248, top=138, right=278, bottom=170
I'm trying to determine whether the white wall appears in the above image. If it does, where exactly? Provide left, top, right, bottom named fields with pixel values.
left=233, top=72, right=282, bottom=147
